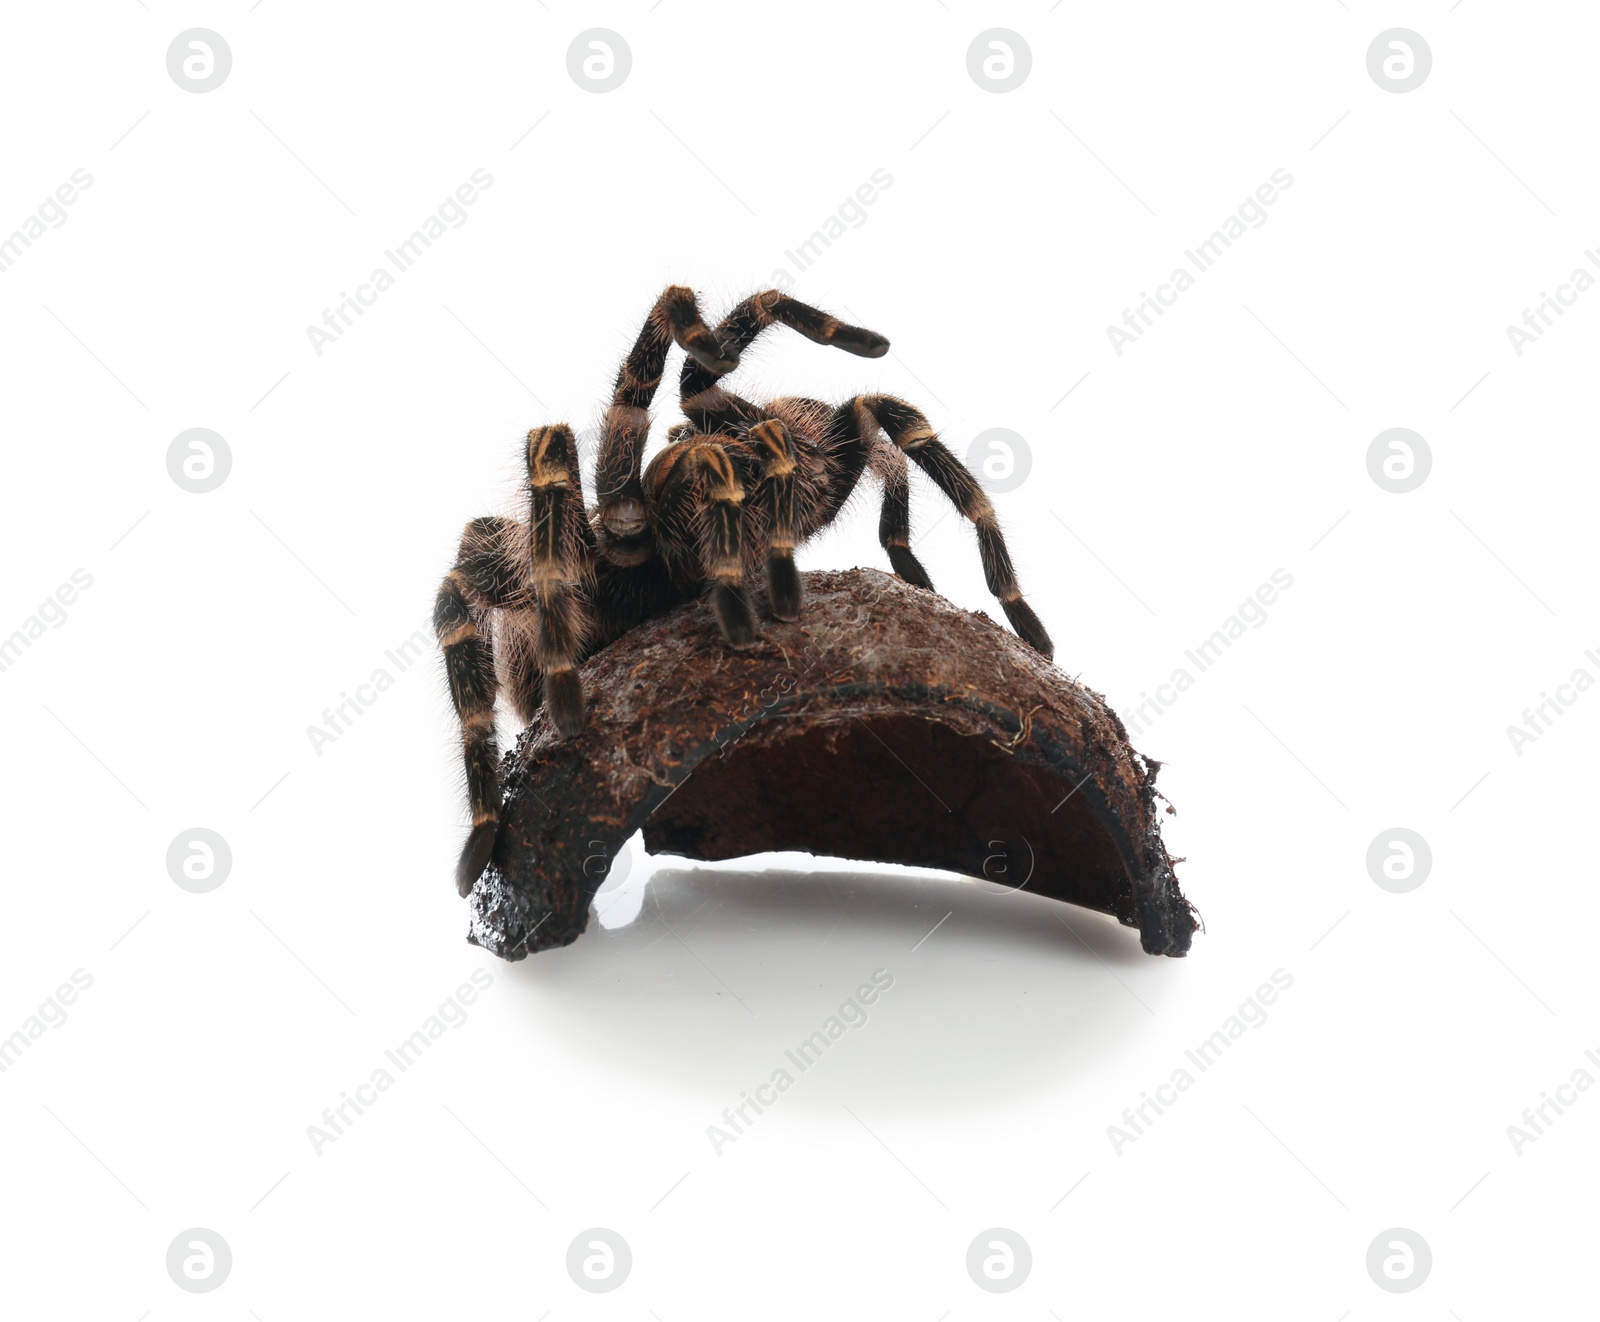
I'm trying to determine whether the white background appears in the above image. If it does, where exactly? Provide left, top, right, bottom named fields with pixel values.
left=1, top=2, right=1595, bottom=1317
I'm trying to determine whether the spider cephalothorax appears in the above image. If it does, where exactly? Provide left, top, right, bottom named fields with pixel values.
left=435, top=286, right=1053, bottom=893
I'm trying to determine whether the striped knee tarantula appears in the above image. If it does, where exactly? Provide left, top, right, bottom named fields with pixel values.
left=435, top=287, right=1053, bottom=894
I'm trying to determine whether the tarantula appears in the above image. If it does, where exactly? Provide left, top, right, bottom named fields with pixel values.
left=435, top=286, right=1053, bottom=894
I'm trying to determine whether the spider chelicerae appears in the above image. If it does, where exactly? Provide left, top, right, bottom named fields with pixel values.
left=435, top=286, right=1054, bottom=893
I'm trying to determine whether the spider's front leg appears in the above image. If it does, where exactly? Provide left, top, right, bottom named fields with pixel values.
left=527, top=423, right=595, bottom=737
left=435, top=516, right=520, bottom=895
left=698, top=444, right=757, bottom=645
left=652, top=439, right=757, bottom=646
left=749, top=418, right=801, bottom=620
left=681, top=290, right=888, bottom=436
left=595, top=286, right=732, bottom=564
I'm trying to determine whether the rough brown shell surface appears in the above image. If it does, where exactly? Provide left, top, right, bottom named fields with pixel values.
left=466, top=568, right=1197, bottom=959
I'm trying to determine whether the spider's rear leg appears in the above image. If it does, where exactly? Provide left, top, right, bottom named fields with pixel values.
left=749, top=419, right=802, bottom=620
left=850, top=394, right=1054, bottom=660
left=873, top=441, right=934, bottom=591
left=528, top=424, right=595, bottom=738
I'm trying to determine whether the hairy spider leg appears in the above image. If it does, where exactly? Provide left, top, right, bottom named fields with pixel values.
left=647, top=436, right=756, bottom=645
left=679, top=290, right=889, bottom=436
left=747, top=418, right=803, bottom=619
left=844, top=394, right=1054, bottom=659
left=527, top=424, right=595, bottom=736
left=434, top=516, right=524, bottom=894
left=596, top=286, right=733, bottom=554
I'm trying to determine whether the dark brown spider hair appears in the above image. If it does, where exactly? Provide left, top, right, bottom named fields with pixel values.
left=435, top=286, right=1052, bottom=892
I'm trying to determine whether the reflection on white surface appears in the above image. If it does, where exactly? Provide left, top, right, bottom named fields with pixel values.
left=500, top=849, right=1185, bottom=1115
left=591, top=836, right=651, bottom=929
